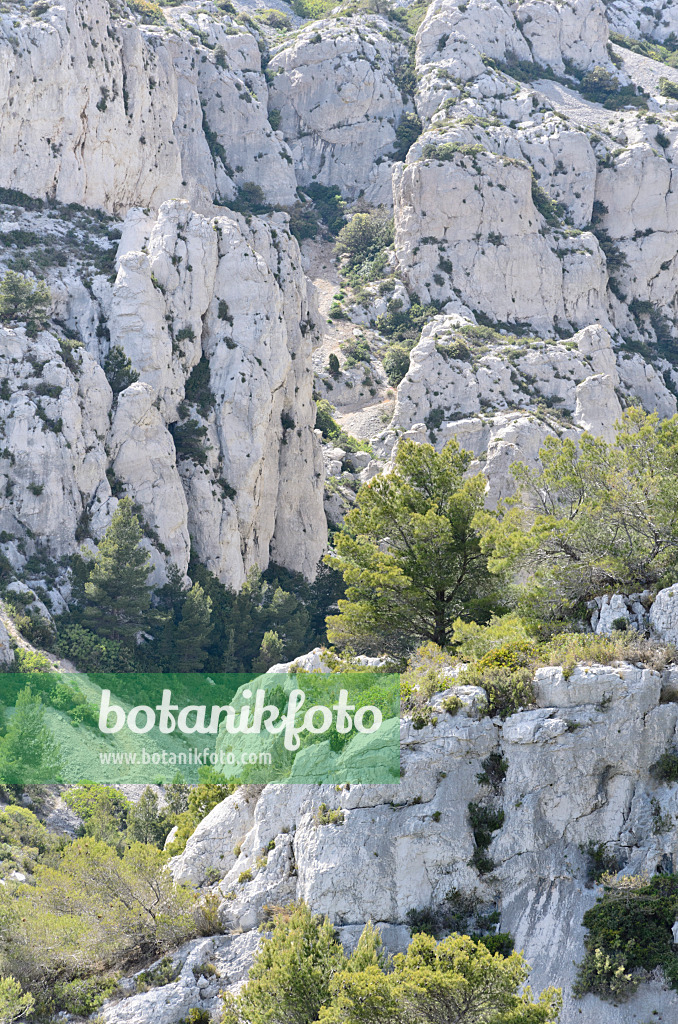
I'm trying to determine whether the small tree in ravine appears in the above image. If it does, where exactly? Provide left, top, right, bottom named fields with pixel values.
left=222, top=903, right=346, bottom=1024
left=172, top=582, right=213, bottom=672
left=103, top=346, right=139, bottom=395
left=326, top=439, right=495, bottom=656
left=83, top=498, right=153, bottom=645
left=0, top=686, right=63, bottom=786
left=0, top=271, right=50, bottom=337
left=474, top=408, right=678, bottom=625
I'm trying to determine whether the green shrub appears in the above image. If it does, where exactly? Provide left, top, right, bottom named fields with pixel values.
left=477, top=933, right=514, bottom=956
left=468, top=802, right=504, bottom=874
left=136, top=956, right=179, bottom=992
left=103, top=346, right=139, bottom=395
left=660, top=77, right=678, bottom=99
left=328, top=301, right=348, bottom=320
left=14, top=648, right=53, bottom=674
left=170, top=418, right=210, bottom=466
left=0, top=977, right=35, bottom=1023
left=393, top=112, right=422, bottom=161
left=179, top=1010, right=211, bottom=1024
left=53, top=975, right=120, bottom=1015
left=341, top=337, right=370, bottom=367
left=258, top=8, right=291, bottom=28
left=56, top=624, right=135, bottom=672
left=184, top=356, right=215, bottom=417
left=375, top=299, right=440, bottom=344
left=335, top=213, right=393, bottom=271
left=290, top=0, right=335, bottom=17
left=456, top=665, right=535, bottom=718
left=531, top=177, right=565, bottom=226
left=13, top=611, right=55, bottom=649
left=476, top=640, right=536, bottom=672
left=288, top=203, right=319, bottom=242
left=315, top=802, right=345, bottom=825
left=421, top=142, right=483, bottom=162
left=574, top=873, right=678, bottom=999
left=0, top=271, right=50, bottom=337
left=0, top=840, right=201, bottom=996
left=304, top=183, right=346, bottom=235
left=468, top=803, right=504, bottom=849
left=451, top=613, right=530, bottom=661
left=400, top=642, right=459, bottom=720
left=128, top=0, right=166, bottom=24
left=383, top=342, right=410, bottom=385
left=579, top=66, right=621, bottom=102
left=476, top=751, right=508, bottom=791
left=268, top=108, right=282, bottom=131
left=650, top=748, right=678, bottom=782
left=441, top=693, right=462, bottom=716
left=580, top=840, right=618, bottom=884
left=230, top=182, right=270, bottom=215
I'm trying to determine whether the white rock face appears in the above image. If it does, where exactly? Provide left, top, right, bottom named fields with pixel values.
left=100, top=932, right=260, bottom=1024
left=650, top=583, right=678, bottom=644
left=0, top=0, right=296, bottom=213
left=0, top=617, right=14, bottom=666
left=387, top=319, right=661, bottom=502
left=417, top=0, right=611, bottom=90
left=110, top=198, right=326, bottom=587
left=0, top=326, right=112, bottom=561
left=392, top=141, right=608, bottom=334
left=163, top=659, right=678, bottom=1024
left=607, top=0, right=678, bottom=42
left=0, top=197, right=326, bottom=589
left=108, top=383, right=191, bottom=576
left=593, top=591, right=650, bottom=634
left=268, top=16, right=407, bottom=202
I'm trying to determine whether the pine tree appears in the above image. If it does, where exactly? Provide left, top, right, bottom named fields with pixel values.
left=326, top=439, right=494, bottom=656
left=84, top=498, right=153, bottom=644
left=0, top=686, right=63, bottom=785
left=173, top=582, right=212, bottom=672
left=222, top=902, right=346, bottom=1024
left=252, top=630, right=284, bottom=673
left=127, top=786, right=167, bottom=847
left=0, top=270, right=50, bottom=337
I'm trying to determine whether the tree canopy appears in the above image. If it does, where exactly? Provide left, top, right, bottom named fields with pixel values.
left=0, top=271, right=50, bottom=337
left=326, top=439, right=495, bottom=655
left=83, top=497, right=153, bottom=644
left=222, top=903, right=562, bottom=1024
left=474, top=409, right=678, bottom=624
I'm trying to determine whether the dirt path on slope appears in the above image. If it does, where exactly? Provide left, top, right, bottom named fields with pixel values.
left=301, top=238, right=396, bottom=440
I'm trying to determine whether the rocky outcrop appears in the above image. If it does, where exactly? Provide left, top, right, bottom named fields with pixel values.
left=380, top=319, right=676, bottom=503
left=607, top=0, right=678, bottom=43
left=0, top=0, right=296, bottom=213
left=650, top=583, right=678, bottom=644
left=0, top=325, right=112, bottom=562
left=268, top=16, right=407, bottom=203
left=0, top=197, right=326, bottom=590
left=161, top=659, right=678, bottom=1024
left=100, top=932, right=260, bottom=1024
left=0, top=617, right=14, bottom=666
left=415, top=0, right=614, bottom=124
left=392, top=137, right=608, bottom=333
left=590, top=591, right=652, bottom=633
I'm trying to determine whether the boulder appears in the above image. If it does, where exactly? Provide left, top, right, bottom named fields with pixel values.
left=650, top=584, right=678, bottom=645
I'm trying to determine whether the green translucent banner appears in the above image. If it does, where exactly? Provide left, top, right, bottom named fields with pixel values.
left=0, top=669, right=401, bottom=785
